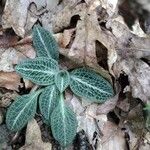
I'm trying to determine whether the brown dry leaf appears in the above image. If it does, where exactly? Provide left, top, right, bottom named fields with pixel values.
left=106, top=16, right=150, bottom=59
left=2, top=0, right=30, bottom=37
left=19, top=119, right=52, bottom=150
left=0, top=109, right=4, bottom=124
left=118, top=104, right=146, bottom=150
left=0, top=71, right=22, bottom=91
left=15, top=44, right=36, bottom=59
left=55, top=29, right=75, bottom=48
left=0, top=30, right=19, bottom=48
left=127, top=104, right=145, bottom=134
left=69, top=95, right=107, bottom=148
left=0, top=92, right=17, bottom=107
left=114, top=58, right=150, bottom=103
left=52, top=1, right=117, bottom=80
left=100, top=121, right=126, bottom=150
left=96, top=93, right=119, bottom=115
left=46, top=0, right=59, bottom=10
left=0, top=48, right=26, bottom=72
left=2, top=0, right=46, bottom=37
left=116, top=98, right=130, bottom=112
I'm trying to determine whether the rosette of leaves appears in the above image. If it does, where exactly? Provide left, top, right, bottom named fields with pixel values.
left=6, top=25, right=114, bottom=147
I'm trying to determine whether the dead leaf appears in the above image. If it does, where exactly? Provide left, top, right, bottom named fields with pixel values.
left=2, top=0, right=46, bottom=37
left=114, top=58, right=150, bottom=103
left=0, top=30, right=19, bottom=48
left=15, top=44, right=36, bottom=59
left=46, top=0, right=59, bottom=10
left=19, top=119, right=52, bottom=150
left=117, top=98, right=130, bottom=112
left=117, top=103, right=146, bottom=150
left=69, top=95, right=107, bottom=148
left=55, top=29, right=75, bottom=48
left=0, top=72, right=22, bottom=91
left=0, top=92, right=17, bottom=107
left=96, top=93, right=119, bottom=115
left=106, top=17, right=150, bottom=59
left=100, top=121, right=126, bottom=150
left=0, top=109, right=3, bottom=124
left=52, top=2, right=116, bottom=81
left=0, top=48, right=26, bottom=72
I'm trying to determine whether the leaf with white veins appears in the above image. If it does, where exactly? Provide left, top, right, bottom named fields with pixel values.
left=15, top=57, right=59, bottom=85
left=39, top=85, right=59, bottom=123
left=55, top=70, right=70, bottom=92
left=6, top=90, right=41, bottom=132
left=70, top=68, right=114, bottom=103
left=51, top=93, right=77, bottom=147
left=33, top=25, right=59, bottom=60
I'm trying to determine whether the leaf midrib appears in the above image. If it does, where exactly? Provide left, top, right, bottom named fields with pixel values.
left=36, top=27, right=52, bottom=58
left=60, top=95, right=67, bottom=146
left=72, top=76, right=111, bottom=95
left=60, top=77, right=64, bottom=92
left=11, top=94, right=37, bottom=130
left=47, top=86, right=55, bottom=119
left=18, top=68, right=57, bottom=75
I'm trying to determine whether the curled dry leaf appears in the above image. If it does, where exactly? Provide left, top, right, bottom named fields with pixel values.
left=19, top=119, right=52, bottom=150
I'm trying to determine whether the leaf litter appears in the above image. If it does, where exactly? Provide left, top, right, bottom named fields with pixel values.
left=0, top=0, right=150, bottom=149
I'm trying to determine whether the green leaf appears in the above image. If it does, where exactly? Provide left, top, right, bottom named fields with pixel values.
left=51, top=93, right=77, bottom=147
left=39, top=85, right=59, bottom=123
left=55, top=70, right=70, bottom=92
left=0, top=125, right=10, bottom=143
left=6, top=91, right=41, bottom=132
left=33, top=25, right=59, bottom=60
left=70, top=68, right=114, bottom=103
left=15, top=57, right=59, bottom=85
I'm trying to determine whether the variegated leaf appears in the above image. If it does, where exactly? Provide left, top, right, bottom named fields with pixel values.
left=39, top=85, right=59, bottom=123
left=70, top=68, right=114, bottom=103
left=33, top=25, right=59, bottom=60
left=51, top=93, right=77, bottom=147
left=6, top=90, right=42, bottom=132
left=55, top=70, right=70, bottom=92
left=15, top=57, right=59, bottom=85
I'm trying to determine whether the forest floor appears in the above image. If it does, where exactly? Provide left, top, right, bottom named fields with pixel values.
left=0, top=0, right=150, bottom=150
